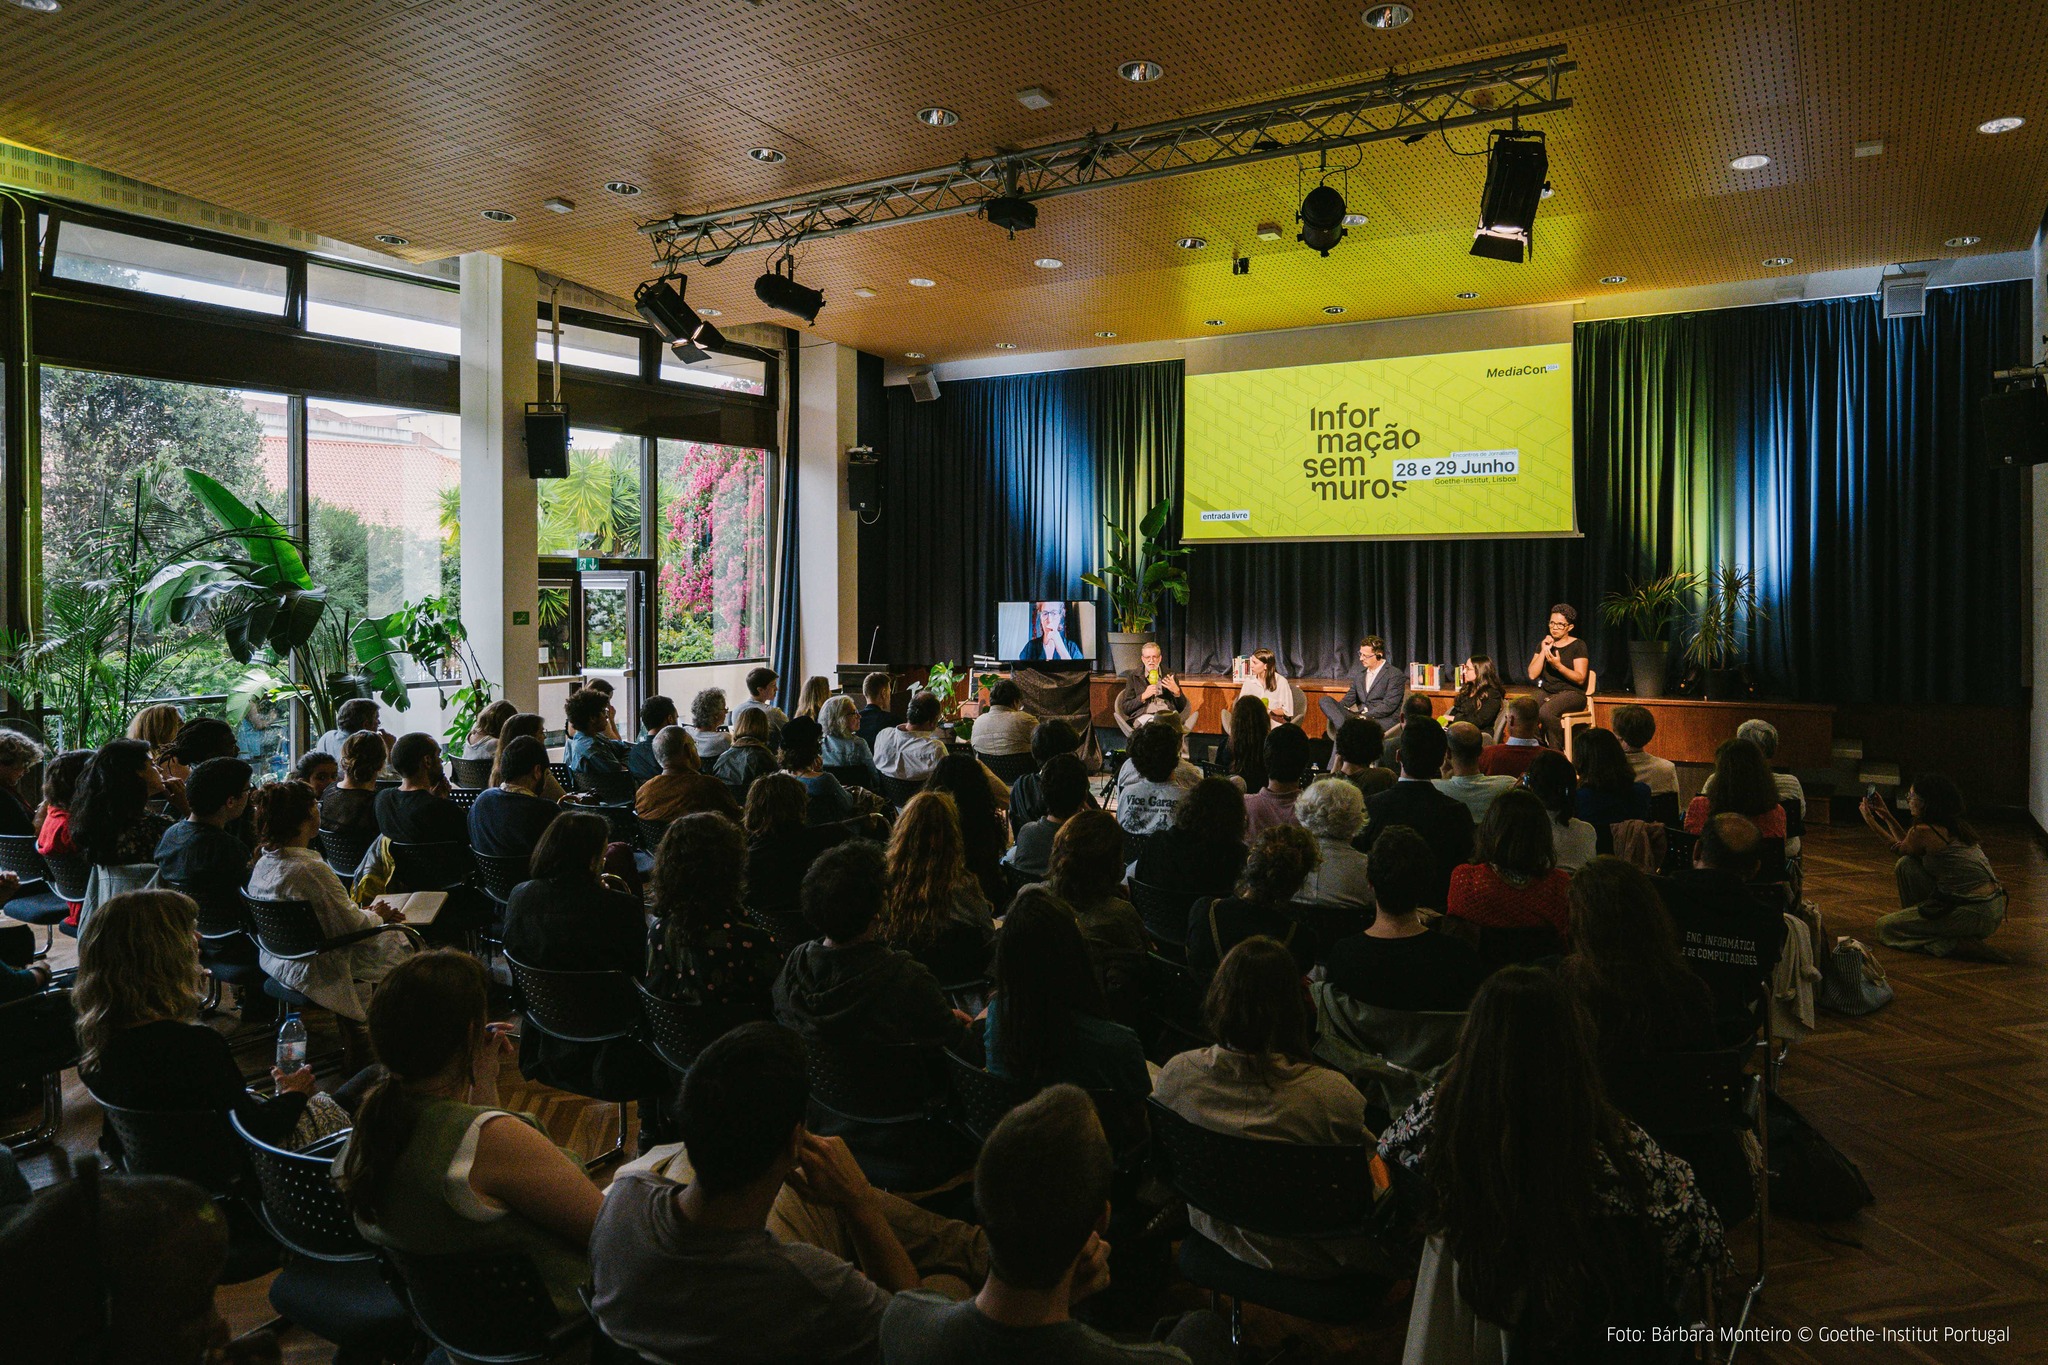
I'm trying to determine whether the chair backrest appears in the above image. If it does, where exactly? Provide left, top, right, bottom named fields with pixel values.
left=472, top=850, right=531, bottom=905
left=1603, top=1046, right=1756, bottom=1146
left=1128, top=877, right=1196, bottom=954
left=823, top=763, right=869, bottom=793
left=94, top=1098, right=245, bottom=1195
left=634, top=983, right=759, bottom=1077
left=878, top=774, right=925, bottom=809
left=450, top=756, right=496, bottom=787
left=447, top=785, right=482, bottom=810
left=1287, top=900, right=1369, bottom=957
left=803, top=1038, right=945, bottom=1125
left=158, top=877, right=251, bottom=942
left=317, top=826, right=378, bottom=881
left=380, top=1247, right=577, bottom=1364
left=1648, top=790, right=1682, bottom=829
left=243, top=893, right=330, bottom=960
left=229, top=1111, right=374, bottom=1261
left=0, top=833, right=50, bottom=884
left=980, top=751, right=1037, bottom=785
left=574, top=768, right=639, bottom=806
left=1585, top=667, right=1598, bottom=697
left=1475, top=923, right=1564, bottom=973
left=505, top=954, right=639, bottom=1044
left=547, top=761, right=574, bottom=791
left=1146, top=1098, right=1375, bottom=1238
left=583, top=801, right=639, bottom=846
left=387, top=839, right=475, bottom=892
left=633, top=815, right=671, bottom=852
left=1143, top=951, right=1211, bottom=1055
left=745, top=901, right=812, bottom=946
left=943, top=1050, right=1039, bottom=1144
left=37, top=846, right=93, bottom=903
left=1309, top=981, right=1466, bottom=1116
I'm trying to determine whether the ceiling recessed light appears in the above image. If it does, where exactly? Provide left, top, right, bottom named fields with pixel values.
left=1118, top=59, right=1163, bottom=83
left=1017, top=87, right=1054, bottom=110
left=1729, top=153, right=1771, bottom=171
left=905, top=351, right=925, bottom=358
left=995, top=342, right=1018, bottom=349
left=480, top=209, right=516, bottom=223
left=1944, top=235, right=1981, bottom=247
left=543, top=197, right=576, bottom=214
left=1034, top=257, right=1063, bottom=269
left=1362, top=4, right=1413, bottom=29
left=1322, top=305, right=1347, bottom=315
left=916, top=106, right=959, bottom=127
left=747, top=147, right=786, bottom=163
left=1763, top=256, right=1793, bottom=267
left=699, top=308, right=723, bottom=317
left=1176, top=236, right=1207, bottom=249
left=1094, top=330, right=1118, bottom=338
left=1853, top=139, right=1884, bottom=158
left=908, top=277, right=936, bottom=288
left=7, top=0, right=62, bottom=12
left=1340, top=212, right=1369, bottom=227
left=1455, top=291, right=1478, bottom=299
left=852, top=287, right=878, bottom=298
left=1599, top=274, right=1627, bottom=284
left=1204, top=318, right=1224, bottom=327
left=1977, top=116, right=2025, bottom=135
left=374, top=233, right=410, bottom=246
left=604, top=181, right=642, bottom=197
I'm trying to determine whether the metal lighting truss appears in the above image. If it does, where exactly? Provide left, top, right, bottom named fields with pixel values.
left=644, top=45, right=1572, bottom=269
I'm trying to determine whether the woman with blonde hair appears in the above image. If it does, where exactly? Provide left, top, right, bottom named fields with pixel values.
left=883, top=791, right=994, bottom=984
left=712, top=705, right=778, bottom=796
left=793, top=674, right=834, bottom=723
left=126, top=703, right=184, bottom=771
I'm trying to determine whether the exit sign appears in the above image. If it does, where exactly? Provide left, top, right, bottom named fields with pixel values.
left=512, top=610, right=531, bottom=625
left=575, top=556, right=599, bottom=571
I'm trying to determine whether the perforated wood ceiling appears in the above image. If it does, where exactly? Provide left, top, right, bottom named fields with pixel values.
left=3, top=0, right=2043, bottom=363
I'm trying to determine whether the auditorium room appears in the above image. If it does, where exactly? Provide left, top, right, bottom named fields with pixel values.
left=2, top=1, right=2045, bottom=1361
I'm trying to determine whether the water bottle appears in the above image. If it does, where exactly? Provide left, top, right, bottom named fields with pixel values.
left=276, top=1012, right=307, bottom=1076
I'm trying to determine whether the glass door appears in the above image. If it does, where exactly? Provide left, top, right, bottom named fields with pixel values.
left=579, top=569, right=640, bottom=720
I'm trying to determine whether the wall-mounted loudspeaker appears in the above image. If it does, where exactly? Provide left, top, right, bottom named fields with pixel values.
left=906, top=369, right=941, bottom=403
left=1980, top=382, right=2048, bottom=467
left=847, top=445, right=884, bottom=513
left=525, top=403, right=570, bottom=478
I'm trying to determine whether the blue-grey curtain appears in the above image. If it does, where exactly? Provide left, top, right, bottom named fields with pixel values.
left=869, top=281, right=2030, bottom=705
left=769, top=337, right=803, bottom=699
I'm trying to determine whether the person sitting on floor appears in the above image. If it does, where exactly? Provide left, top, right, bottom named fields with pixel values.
left=1611, top=704, right=1679, bottom=799
left=1447, top=788, right=1571, bottom=946
left=1185, top=825, right=1320, bottom=984
left=1243, top=723, right=1311, bottom=841
left=1294, top=774, right=1374, bottom=912
left=881, top=1083, right=1233, bottom=1365
left=629, top=696, right=680, bottom=782
left=1323, top=825, right=1483, bottom=1014
left=1861, top=773, right=2006, bottom=960
left=1684, top=738, right=1786, bottom=840
left=469, top=735, right=562, bottom=858
left=1004, top=753, right=1088, bottom=882
left=1478, top=694, right=1548, bottom=778
left=1113, top=718, right=1199, bottom=838
left=1432, top=720, right=1518, bottom=825
left=593, top=1022, right=990, bottom=1365
left=1130, top=775, right=1248, bottom=905
left=1525, top=750, right=1599, bottom=873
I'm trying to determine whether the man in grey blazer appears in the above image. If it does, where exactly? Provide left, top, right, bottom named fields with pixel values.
left=1317, top=635, right=1406, bottom=737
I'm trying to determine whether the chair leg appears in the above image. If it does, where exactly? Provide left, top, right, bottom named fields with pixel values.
left=583, top=1101, right=629, bottom=1172
left=0, top=1070, right=64, bottom=1152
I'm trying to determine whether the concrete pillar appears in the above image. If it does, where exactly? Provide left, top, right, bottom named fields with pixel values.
left=459, top=253, right=541, bottom=710
left=797, top=339, right=861, bottom=679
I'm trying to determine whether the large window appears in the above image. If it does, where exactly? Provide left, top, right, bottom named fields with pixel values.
left=537, top=428, right=642, bottom=557
left=50, top=220, right=289, bottom=315
left=656, top=439, right=767, bottom=663
left=308, top=264, right=460, bottom=353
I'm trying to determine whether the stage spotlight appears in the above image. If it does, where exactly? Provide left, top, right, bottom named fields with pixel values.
left=1297, top=184, right=1348, bottom=256
left=984, top=195, right=1038, bottom=238
left=1470, top=129, right=1548, bottom=263
left=634, top=277, right=726, bottom=361
left=754, top=260, right=826, bottom=324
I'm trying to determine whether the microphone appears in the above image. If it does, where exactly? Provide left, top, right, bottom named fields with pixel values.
left=867, top=626, right=881, bottom=663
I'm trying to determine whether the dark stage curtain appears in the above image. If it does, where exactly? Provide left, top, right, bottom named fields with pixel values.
left=868, top=281, right=2029, bottom=705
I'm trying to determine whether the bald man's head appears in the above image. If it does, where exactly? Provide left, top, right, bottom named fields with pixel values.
left=1445, top=721, right=1486, bottom=770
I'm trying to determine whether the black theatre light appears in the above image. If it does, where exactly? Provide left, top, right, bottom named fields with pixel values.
left=754, top=259, right=826, bottom=325
left=984, top=195, right=1038, bottom=238
left=1470, top=129, right=1549, bottom=263
left=1297, top=184, right=1348, bottom=256
left=634, top=277, right=727, bottom=363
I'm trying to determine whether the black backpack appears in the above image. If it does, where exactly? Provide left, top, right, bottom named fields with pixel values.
left=1767, top=1093, right=1874, bottom=1221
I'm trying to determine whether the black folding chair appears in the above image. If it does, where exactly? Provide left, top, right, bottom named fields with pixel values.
left=378, top=1248, right=588, bottom=1364
left=0, top=833, right=70, bottom=952
left=316, top=826, right=377, bottom=884
left=802, top=1038, right=972, bottom=1191
left=943, top=1049, right=1039, bottom=1145
left=745, top=900, right=811, bottom=946
left=92, top=1098, right=279, bottom=1283
left=878, top=774, right=925, bottom=809
left=447, top=785, right=482, bottom=810
left=386, top=839, right=476, bottom=893
left=473, top=850, right=530, bottom=911
left=1128, top=877, right=1196, bottom=960
left=824, top=763, right=874, bottom=794
left=575, top=767, right=639, bottom=806
left=1288, top=899, right=1370, bottom=959
left=548, top=761, right=575, bottom=792
left=1147, top=1098, right=1394, bottom=1346
left=230, top=1112, right=418, bottom=1360
left=505, top=953, right=640, bottom=1168
left=0, top=986, right=77, bottom=1151
left=159, top=877, right=271, bottom=1015
left=37, top=846, right=92, bottom=930
left=244, top=893, right=418, bottom=1022
left=450, top=756, right=496, bottom=787
left=1142, top=951, right=1211, bottom=1062
left=979, top=751, right=1037, bottom=785
left=586, top=802, right=640, bottom=848
left=633, top=815, right=671, bottom=852
left=1648, top=790, right=1682, bottom=828
left=634, top=983, right=761, bottom=1079
left=1472, top=923, right=1565, bottom=973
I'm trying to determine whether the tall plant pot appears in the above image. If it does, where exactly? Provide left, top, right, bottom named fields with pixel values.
left=1704, top=667, right=1745, bottom=701
left=1625, top=640, right=1671, bottom=699
left=1106, top=632, right=1149, bottom=675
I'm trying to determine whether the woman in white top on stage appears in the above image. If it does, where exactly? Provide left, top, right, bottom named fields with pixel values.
left=1236, top=647, right=1292, bottom=722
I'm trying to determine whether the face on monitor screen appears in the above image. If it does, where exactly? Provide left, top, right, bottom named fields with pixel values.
left=997, top=600, right=1094, bottom=664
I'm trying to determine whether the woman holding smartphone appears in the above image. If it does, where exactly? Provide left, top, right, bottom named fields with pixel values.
left=1860, top=774, right=2006, bottom=959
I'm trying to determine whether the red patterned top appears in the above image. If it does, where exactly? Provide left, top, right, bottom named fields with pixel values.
left=1446, top=862, right=1571, bottom=938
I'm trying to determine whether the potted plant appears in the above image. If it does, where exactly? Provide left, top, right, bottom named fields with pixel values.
left=1599, top=570, right=1700, bottom=700
left=1684, top=566, right=1769, bottom=700
left=1082, top=497, right=1191, bottom=674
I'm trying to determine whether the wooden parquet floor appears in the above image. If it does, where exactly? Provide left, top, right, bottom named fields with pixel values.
left=8, top=819, right=2045, bottom=1364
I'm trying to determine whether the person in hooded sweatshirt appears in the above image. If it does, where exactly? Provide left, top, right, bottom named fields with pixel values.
left=771, top=838, right=973, bottom=1191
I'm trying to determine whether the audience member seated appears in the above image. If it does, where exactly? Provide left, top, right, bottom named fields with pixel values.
left=78, top=890, right=353, bottom=1154
left=785, top=717, right=874, bottom=826
left=714, top=707, right=781, bottom=796
left=1432, top=720, right=1518, bottom=824
left=375, top=732, right=470, bottom=854
left=292, top=749, right=338, bottom=797
left=1478, top=695, right=1547, bottom=778
left=460, top=698, right=518, bottom=762
left=1655, top=814, right=1786, bottom=1032
left=1323, top=827, right=1482, bottom=1013
left=0, top=876, right=71, bottom=1049
left=469, top=735, right=562, bottom=857
left=248, top=781, right=417, bottom=1032
left=0, top=729, right=44, bottom=837
left=858, top=671, right=897, bottom=750
left=821, top=693, right=886, bottom=792
left=874, top=693, right=950, bottom=785
left=1294, top=776, right=1373, bottom=912
left=981, top=887, right=1149, bottom=1108
left=1560, top=857, right=1714, bottom=1075
left=1380, top=693, right=1437, bottom=773
left=153, top=757, right=253, bottom=904
left=1131, top=776, right=1248, bottom=904
left=1359, top=720, right=1473, bottom=911
left=1331, top=718, right=1395, bottom=799
left=881, top=1083, right=1234, bottom=1365
left=734, top=665, right=792, bottom=737
left=1007, top=719, right=1085, bottom=835
left=319, top=729, right=386, bottom=849
left=746, top=773, right=860, bottom=923
left=1861, top=773, right=2007, bottom=960
left=1378, top=968, right=1724, bottom=1353
left=1612, top=704, right=1679, bottom=799
left=649, top=812, right=780, bottom=1013
left=687, top=686, right=735, bottom=763
left=313, top=696, right=394, bottom=762
left=594, top=1023, right=989, bottom=1365
left=1525, top=750, right=1598, bottom=872
left=1447, top=789, right=1571, bottom=943
left=794, top=675, right=834, bottom=723
left=491, top=711, right=570, bottom=803
left=923, top=753, right=1012, bottom=905
left=1004, top=753, right=1088, bottom=881
left=564, top=686, right=631, bottom=783
left=1223, top=694, right=1270, bottom=795
left=1572, top=727, right=1653, bottom=831
left=1156, top=937, right=1376, bottom=1279
left=1038, top=809, right=1147, bottom=1007
left=1243, top=723, right=1310, bottom=839
left=126, top=702, right=183, bottom=768
left=1684, top=738, right=1786, bottom=839
left=1726, top=719, right=1806, bottom=857
left=338, top=951, right=599, bottom=1323
left=1185, top=826, right=1320, bottom=984
left=1448, top=655, right=1506, bottom=733
left=73, top=737, right=177, bottom=875
left=970, top=679, right=1037, bottom=758
left=34, top=749, right=91, bottom=923
left=883, top=792, right=997, bottom=987
left=1113, top=718, right=1199, bottom=837
left=629, top=695, right=680, bottom=782
left=636, top=725, right=742, bottom=825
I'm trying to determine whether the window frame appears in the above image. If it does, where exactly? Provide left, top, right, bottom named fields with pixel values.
left=38, top=203, right=306, bottom=330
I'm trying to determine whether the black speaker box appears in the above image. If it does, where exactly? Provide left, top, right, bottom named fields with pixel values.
left=1980, top=385, right=2048, bottom=468
left=525, top=403, right=570, bottom=478
left=848, top=457, right=884, bottom=513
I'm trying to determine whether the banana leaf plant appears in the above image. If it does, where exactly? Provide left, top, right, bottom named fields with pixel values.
left=1081, top=497, right=1191, bottom=634
left=351, top=595, right=496, bottom=749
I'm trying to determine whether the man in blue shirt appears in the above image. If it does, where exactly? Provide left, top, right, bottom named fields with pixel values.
left=628, top=695, right=677, bottom=782
left=564, top=686, right=632, bottom=782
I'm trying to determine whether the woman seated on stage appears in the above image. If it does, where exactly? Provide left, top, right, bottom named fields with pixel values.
left=1447, top=788, right=1571, bottom=942
left=1860, top=774, right=2007, bottom=959
left=1683, top=738, right=1786, bottom=840
left=1525, top=603, right=1591, bottom=751
left=1448, top=655, right=1506, bottom=733
left=1571, top=727, right=1653, bottom=834
left=1235, top=647, right=1292, bottom=722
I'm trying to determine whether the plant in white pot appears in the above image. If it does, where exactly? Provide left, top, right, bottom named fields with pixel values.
left=1600, top=570, right=1700, bottom=700
left=1082, top=498, right=1190, bottom=675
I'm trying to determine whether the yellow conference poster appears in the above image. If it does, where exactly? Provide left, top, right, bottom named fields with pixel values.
left=1181, top=342, right=1575, bottom=541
